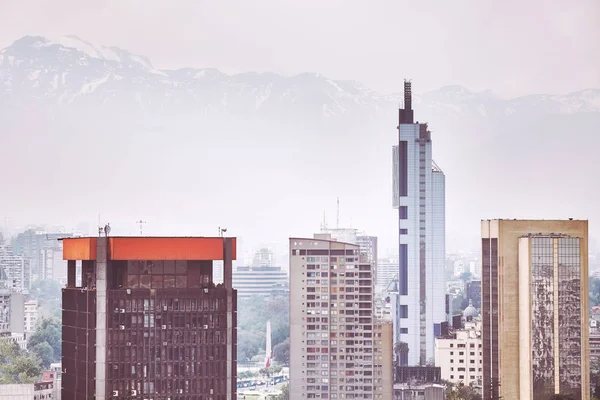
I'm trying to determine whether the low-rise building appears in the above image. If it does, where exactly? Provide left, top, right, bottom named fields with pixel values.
left=232, top=266, right=288, bottom=298
left=434, top=318, right=482, bottom=388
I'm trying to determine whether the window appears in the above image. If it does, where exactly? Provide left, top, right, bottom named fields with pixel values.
left=400, top=229, right=408, bottom=234
left=399, top=305, right=408, bottom=318
left=399, top=206, right=408, bottom=219
left=400, top=328, right=408, bottom=334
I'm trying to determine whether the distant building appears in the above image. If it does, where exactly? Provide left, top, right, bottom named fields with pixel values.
left=0, top=332, right=27, bottom=350
left=251, top=248, right=276, bottom=268
left=481, top=219, right=590, bottom=400
left=465, top=280, right=481, bottom=309
left=24, top=300, right=39, bottom=334
left=41, top=247, right=68, bottom=284
left=289, top=235, right=393, bottom=400
left=435, top=319, right=482, bottom=387
left=0, top=245, right=31, bottom=293
left=376, top=258, right=399, bottom=294
left=0, top=290, right=24, bottom=334
left=0, top=381, right=55, bottom=399
left=61, top=236, right=238, bottom=399
left=11, top=229, right=71, bottom=281
left=232, top=265, right=288, bottom=298
left=393, top=366, right=444, bottom=400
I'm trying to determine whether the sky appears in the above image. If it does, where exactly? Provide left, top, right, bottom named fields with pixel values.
left=0, top=0, right=599, bottom=97
left=1, top=0, right=600, bottom=265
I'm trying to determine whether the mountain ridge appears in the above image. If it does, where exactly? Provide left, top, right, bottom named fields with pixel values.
left=1, top=35, right=599, bottom=118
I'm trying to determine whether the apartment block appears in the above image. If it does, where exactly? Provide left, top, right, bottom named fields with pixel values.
left=434, top=320, right=482, bottom=387
left=289, top=236, right=393, bottom=399
left=61, top=236, right=237, bottom=400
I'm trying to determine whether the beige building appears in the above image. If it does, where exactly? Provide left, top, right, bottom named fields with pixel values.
left=481, top=219, right=589, bottom=400
left=434, top=320, right=482, bottom=387
left=23, top=300, right=38, bottom=334
left=289, top=235, right=393, bottom=399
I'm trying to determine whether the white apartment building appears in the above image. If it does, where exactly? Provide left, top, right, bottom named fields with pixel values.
left=24, top=300, right=39, bottom=334
left=434, top=320, right=482, bottom=387
left=289, top=235, right=393, bottom=399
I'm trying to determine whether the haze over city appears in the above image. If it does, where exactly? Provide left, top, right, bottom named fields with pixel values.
left=1, top=0, right=600, bottom=259
left=1, top=1, right=600, bottom=399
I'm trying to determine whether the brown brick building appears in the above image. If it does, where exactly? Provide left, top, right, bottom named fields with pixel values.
left=61, top=236, right=237, bottom=400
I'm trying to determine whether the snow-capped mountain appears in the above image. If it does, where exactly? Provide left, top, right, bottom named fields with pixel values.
left=1, top=35, right=599, bottom=119
left=1, top=35, right=600, bottom=253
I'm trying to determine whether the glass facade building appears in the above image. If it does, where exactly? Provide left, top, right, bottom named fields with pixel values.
left=481, top=219, right=589, bottom=400
left=61, top=236, right=237, bottom=400
left=392, top=81, right=446, bottom=366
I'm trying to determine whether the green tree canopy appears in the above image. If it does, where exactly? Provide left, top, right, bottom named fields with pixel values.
left=27, top=317, right=61, bottom=362
left=237, top=295, right=289, bottom=362
left=273, top=338, right=289, bottom=365
left=30, top=342, right=54, bottom=369
left=0, top=340, right=42, bottom=384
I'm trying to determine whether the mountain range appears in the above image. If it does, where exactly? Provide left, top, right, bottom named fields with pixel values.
left=1, top=35, right=600, bottom=255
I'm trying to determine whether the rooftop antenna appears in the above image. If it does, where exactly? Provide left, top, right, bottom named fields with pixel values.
left=336, top=197, right=340, bottom=229
left=321, top=210, right=328, bottom=231
left=136, top=220, right=147, bottom=236
left=219, top=227, right=227, bottom=237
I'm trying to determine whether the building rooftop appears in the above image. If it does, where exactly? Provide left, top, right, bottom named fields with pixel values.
left=61, top=236, right=237, bottom=261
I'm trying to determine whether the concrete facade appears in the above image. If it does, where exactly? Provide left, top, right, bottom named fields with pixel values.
left=434, top=320, right=482, bottom=387
left=289, top=236, right=393, bottom=399
left=481, top=219, right=589, bottom=400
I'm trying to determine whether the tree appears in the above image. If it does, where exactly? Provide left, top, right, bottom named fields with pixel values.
left=459, top=272, right=473, bottom=282
left=394, top=341, right=409, bottom=366
left=275, top=383, right=289, bottom=400
left=29, top=280, right=63, bottom=320
left=27, top=317, right=61, bottom=362
left=237, top=294, right=289, bottom=361
left=0, top=340, right=42, bottom=384
left=273, top=338, right=289, bottom=365
left=446, top=382, right=481, bottom=400
left=30, top=342, right=54, bottom=368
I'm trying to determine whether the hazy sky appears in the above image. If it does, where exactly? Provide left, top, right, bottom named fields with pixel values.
left=1, top=0, right=598, bottom=97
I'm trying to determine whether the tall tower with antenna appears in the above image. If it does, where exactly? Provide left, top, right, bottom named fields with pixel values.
left=393, top=80, right=446, bottom=366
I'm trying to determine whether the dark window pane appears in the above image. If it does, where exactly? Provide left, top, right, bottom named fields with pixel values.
left=400, top=229, right=408, bottom=235
left=176, top=275, right=187, bottom=288
left=140, top=275, right=151, bottom=289
left=164, top=275, right=175, bottom=289
left=399, top=207, right=408, bottom=219
left=164, top=261, right=175, bottom=274
left=399, top=244, right=408, bottom=295
left=151, top=276, right=163, bottom=289
left=175, top=260, right=187, bottom=275
left=127, top=275, right=139, bottom=288
left=140, top=261, right=150, bottom=275
left=151, top=261, right=163, bottom=275
left=128, top=261, right=140, bottom=275
left=400, top=305, right=408, bottom=318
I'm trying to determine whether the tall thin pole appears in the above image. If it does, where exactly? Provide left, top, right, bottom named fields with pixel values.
left=336, top=198, right=340, bottom=229
left=136, top=220, right=147, bottom=235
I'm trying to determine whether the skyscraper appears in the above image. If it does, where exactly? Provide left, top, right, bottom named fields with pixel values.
left=61, top=236, right=237, bottom=400
left=481, top=219, right=590, bottom=400
left=392, top=81, right=446, bottom=365
left=289, top=235, right=393, bottom=400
